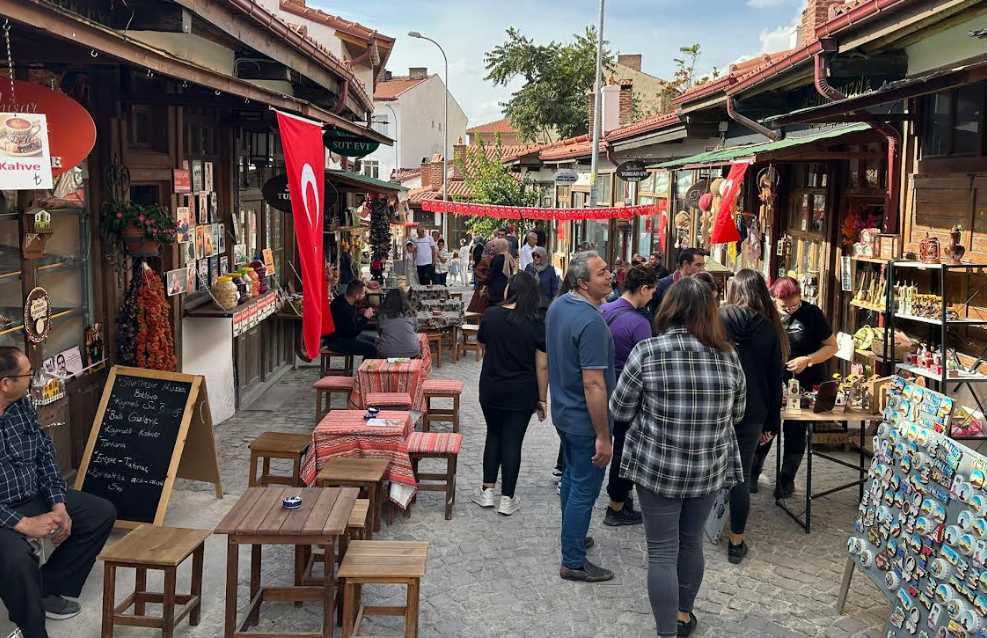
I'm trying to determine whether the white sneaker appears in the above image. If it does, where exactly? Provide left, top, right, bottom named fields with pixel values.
left=498, top=495, right=521, bottom=516
left=471, top=487, right=496, bottom=508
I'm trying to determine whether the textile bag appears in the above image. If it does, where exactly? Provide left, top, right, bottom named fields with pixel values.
left=467, top=287, right=490, bottom=314
left=703, top=488, right=731, bottom=544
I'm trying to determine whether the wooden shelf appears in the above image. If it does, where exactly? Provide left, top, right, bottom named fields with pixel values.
left=894, top=312, right=987, bottom=326
left=850, top=300, right=885, bottom=313
left=895, top=362, right=987, bottom=383
left=850, top=256, right=887, bottom=264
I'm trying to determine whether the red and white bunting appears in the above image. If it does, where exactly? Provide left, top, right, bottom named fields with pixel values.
left=420, top=200, right=657, bottom=221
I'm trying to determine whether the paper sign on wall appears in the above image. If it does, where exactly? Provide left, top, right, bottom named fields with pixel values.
left=0, top=113, right=53, bottom=189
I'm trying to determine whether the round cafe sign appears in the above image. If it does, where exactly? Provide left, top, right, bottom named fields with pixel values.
left=23, top=287, right=51, bottom=343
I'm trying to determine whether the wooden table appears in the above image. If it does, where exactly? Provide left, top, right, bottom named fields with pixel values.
left=348, top=357, right=427, bottom=411
left=776, top=406, right=878, bottom=533
left=214, top=486, right=358, bottom=638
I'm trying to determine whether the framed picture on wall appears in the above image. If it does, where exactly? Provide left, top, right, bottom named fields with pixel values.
left=218, top=223, right=226, bottom=254
left=197, top=193, right=209, bottom=224
left=197, top=258, right=208, bottom=288
left=209, top=192, right=218, bottom=222
left=208, top=256, right=219, bottom=285
left=191, top=160, right=204, bottom=193
left=186, top=262, right=197, bottom=292
left=204, top=161, right=214, bottom=193
left=194, top=225, right=206, bottom=260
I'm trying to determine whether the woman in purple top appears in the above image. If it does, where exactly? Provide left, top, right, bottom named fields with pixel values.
left=599, top=265, right=658, bottom=526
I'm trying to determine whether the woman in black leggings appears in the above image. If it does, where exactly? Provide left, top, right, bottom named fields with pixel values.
left=472, top=273, right=548, bottom=516
left=719, top=270, right=787, bottom=564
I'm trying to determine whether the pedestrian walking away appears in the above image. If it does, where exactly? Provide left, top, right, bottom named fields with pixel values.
left=546, top=251, right=616, bottom=583
left=599, top=264, right=657, bottom=527
left=719, top=269, right=787, bottom=564
left=609, top=278, right=746, bottom=637
left=473, top=273, right=548, bottom=516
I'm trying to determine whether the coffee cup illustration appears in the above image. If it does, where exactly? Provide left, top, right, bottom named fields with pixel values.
left=3, top=116, right=40, bottom=144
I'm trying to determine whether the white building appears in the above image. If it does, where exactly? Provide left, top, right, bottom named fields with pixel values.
left=365, top=68, right=468, bottom=181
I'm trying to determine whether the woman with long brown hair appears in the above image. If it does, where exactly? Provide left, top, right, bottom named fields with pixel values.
left=610, top=277, right=746, bottom=638
left=719, top=269, right=787, bottom=564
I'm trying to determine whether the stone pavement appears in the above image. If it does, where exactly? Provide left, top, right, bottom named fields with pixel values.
left=46, top=308, right=892, bottom=638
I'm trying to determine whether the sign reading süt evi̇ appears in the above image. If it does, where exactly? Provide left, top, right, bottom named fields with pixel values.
left=0, top=113, right=53, bottom=189
left=323, top=128, right=380, bottom=158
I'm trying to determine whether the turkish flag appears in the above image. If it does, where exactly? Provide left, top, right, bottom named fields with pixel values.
left=710, top=162, right=749, bottom=244
left=276, top=111, right=333, bottom=359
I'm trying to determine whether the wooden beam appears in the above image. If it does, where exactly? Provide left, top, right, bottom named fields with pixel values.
left=3, top=1, right=391, bottom=144
left=109, top=1, right=191, bottom=33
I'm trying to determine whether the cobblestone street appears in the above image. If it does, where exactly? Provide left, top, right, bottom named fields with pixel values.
left=50, top=325, right=892, bottom=638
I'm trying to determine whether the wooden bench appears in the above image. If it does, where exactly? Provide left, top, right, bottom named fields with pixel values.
left=407, top=432, right=462, bottom=520
left=339, top=541, right=429, bottom=638
left=313, top=376, right=356, bottom=422
left=320, top=347, right=355, bottom=377
left=99, top=526, right=210, bottom=638
left=421, top=379, right=464, bottom=434
left=316, top=458, right=389, bottom=533
left=248, top=432, right=311, bottom=487
left=364, top=392, right=413, bottom=411
left=457, top=324, right=481, bottom=361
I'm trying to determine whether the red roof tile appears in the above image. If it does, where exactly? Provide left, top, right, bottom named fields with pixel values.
left=279, top=0, right=395, bottom=46
left=538, top=134, right=606, bottom=161
left=673, top=50, right=794, bottom=106
left=606, top=112, right=681, bottom=143
left=393, top=168, right=421, bottom=181
left=375, top=75, right=432, bottom=100
left=467, top=117, right=517, bottom=134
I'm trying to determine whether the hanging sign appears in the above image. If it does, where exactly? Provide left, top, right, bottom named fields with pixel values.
left=262, top=173, right=332, bottom=214
left=554, top=168, right=579, bottom=185
left=616, top=160, right=649, bottom=182
left=0, top=113, right=53, bottom=189
left=323, top=128, right=380, bottom=158
left=23, top=286, right=51, bottom=343
left=0, top=80, right=96, bottom=178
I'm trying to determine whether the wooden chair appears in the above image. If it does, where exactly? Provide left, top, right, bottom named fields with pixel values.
left=457, top=324, right=481, bottom=362
left=320, top=347, right=355, bottom=377
left=425, top=332, right=443, bottom=368
left=339, top=541, right=428, bottom=638
left=407, top=432, right=462, bottom=520
left=247, top=432, right=311, bottom=487
left=316, top=457, right=389, bottom=533
left=313, top=375, right=356, bottom=422
left=364, top=392, right=413, bottom=411
left=422, top=379, right=464, bottom=434
left=99, top=526, right=210, bottom=638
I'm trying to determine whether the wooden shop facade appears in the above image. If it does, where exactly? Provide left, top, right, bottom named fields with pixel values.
left=0, top=0, right=391, bottom=473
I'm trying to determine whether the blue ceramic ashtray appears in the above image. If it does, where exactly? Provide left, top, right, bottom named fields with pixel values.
left=282, top=495, right=303, bottom=509
left=364, top=407, right=380, bottom=420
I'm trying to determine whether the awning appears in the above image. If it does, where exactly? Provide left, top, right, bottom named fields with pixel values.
left=764, top=57, right=987, bottom=127
left=651, top=123, right=872, bottom=169
left=326, top=169, right=407, bottom=193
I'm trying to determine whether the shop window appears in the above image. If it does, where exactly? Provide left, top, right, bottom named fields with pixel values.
left=593, top=173, right=613, bottom=206
left=921, top=81, right=987, bottom=158
left=128, top=105, right=168, bottom=152
left=362, top=160, right=380, bottom=180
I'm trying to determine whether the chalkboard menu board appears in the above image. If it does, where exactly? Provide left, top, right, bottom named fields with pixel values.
left=76, top=366, right=223, bottom=527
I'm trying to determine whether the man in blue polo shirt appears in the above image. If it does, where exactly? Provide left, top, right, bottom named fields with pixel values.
left=546, top=251, right=615, bottom=582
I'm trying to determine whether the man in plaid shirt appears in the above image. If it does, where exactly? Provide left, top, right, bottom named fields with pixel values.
left=0, top=347, right=115, bottom=638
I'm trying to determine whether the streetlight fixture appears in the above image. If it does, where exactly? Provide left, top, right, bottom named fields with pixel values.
left=383, top=102, right=399, bottom=179
left=408, top=30, right=449, bottom=238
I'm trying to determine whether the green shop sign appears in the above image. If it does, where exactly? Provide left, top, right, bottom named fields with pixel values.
left=323, top=128, right=380, bottom=158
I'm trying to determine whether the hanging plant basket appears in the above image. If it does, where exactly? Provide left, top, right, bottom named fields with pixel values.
left=121, top=224, right=144, bottom=253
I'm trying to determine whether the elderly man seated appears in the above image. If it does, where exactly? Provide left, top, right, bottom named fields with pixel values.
left=0, top=346, right=116, bottom=638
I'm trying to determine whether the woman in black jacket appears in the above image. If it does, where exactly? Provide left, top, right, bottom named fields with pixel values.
left=719, top=269, right=787, bottom=565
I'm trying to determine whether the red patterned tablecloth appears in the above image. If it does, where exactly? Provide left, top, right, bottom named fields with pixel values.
left=299, top=410, right=416, bottom=507
left=349, top=347, right=429, bottom=412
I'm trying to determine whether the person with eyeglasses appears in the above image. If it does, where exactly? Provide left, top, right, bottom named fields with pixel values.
left=0, top=346, right=116, bottom=637
left=750, top=276, right=837, bottom=499
left=522, top=246, right=560, bottom=306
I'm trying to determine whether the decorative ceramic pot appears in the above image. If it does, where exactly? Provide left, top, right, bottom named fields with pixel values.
left=919, top=236, right=940, bottom=264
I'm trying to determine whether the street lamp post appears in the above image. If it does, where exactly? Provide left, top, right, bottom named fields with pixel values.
left=383, top=102, right=399, bottom=178
left=408, top=30, right=449, bottom=239
left=588, top=0, right=605, bottom=209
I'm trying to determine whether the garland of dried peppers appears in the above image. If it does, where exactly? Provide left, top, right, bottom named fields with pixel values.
left=116, top=259, right=177, bottom=371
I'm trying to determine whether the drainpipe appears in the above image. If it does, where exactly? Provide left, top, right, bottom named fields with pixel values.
left=726, top=96, right=783, bottom=142
left=332, top=80, right=350, bottom=115
left=814, top=49, right=900, bottom=232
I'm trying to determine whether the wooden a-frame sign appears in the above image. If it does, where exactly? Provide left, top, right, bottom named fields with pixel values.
left=75, top=365, right=223, bottom=529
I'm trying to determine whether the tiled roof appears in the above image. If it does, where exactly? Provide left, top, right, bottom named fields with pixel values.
left=408, top=187, right=440, bottom=204
left=467, top=117, right=517, bottom=134
left=673, top=50, right=793, bottom=106
left=375, top=75, right=432, bottom=100
left=392, top=168, right=421, bottom=181
left=279, top=0, right=395, bottom=46
left=407, top=180, right=473, bottom=205
left=606, top=112, right=681, bottom=143
left=461, top=144, right=543, bottom=171
left=538, top=134, right=606, bottom=161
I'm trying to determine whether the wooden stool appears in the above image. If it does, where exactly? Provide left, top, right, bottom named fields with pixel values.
left=316, top=458, right=389, bottom=533
left=407, top=432, right=462, bottom=520
left=463, top=311, right=482, bottom=323
left=339, top=541, right=428, bottom=638
left=422, top=379, right=464, bottom=433
left=425, top=332, right=443, bottom=368
left=364, top=392, right=413, bottom=411
left=300, top=499, right=371, bottom=586
left=99, top=526, right=210, bottom=638
left=320, top=347, right=355, bottom=377
left=314, top=376, right=356, bottom=422
left=248, top=432, right=311, bottom=487
left=457, top=324, right=481, bottom=362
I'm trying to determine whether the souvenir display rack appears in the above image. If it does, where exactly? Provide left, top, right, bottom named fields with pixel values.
left=885, top=261, right=987, bottom=437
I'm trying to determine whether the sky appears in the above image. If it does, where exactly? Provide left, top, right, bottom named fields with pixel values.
left=311, top=0, right=805, bottom=127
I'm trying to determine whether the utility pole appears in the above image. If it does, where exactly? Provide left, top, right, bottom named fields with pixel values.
left=588, top=0, right=605, bottom=208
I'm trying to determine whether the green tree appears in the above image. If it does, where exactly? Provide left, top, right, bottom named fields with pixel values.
left=457, top=144, right=539, bottom=239
left=484, top=26, right=614, bottom=142
left=657, top=43, right=704, bottom=107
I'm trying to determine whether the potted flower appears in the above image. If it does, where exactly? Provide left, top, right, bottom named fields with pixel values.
left=102, top=201, right=178, bottom=256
